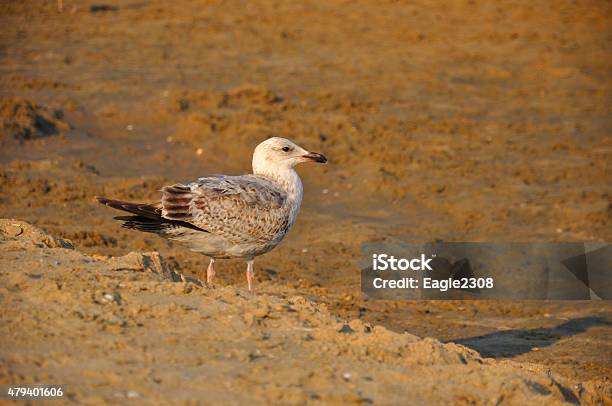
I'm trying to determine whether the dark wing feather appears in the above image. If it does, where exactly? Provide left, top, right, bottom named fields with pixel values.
left=160, top=184, right=193, bottom=220
left=96, top=197, right=162, bottom=219
left=96, top=196, right=206, bottom=232
left=113, top=215, right=170, bottom=233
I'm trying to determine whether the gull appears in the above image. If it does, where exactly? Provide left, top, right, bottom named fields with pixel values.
left=96, top=137, right=327, bottom=291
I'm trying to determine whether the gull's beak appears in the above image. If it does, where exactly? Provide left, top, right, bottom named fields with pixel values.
left=301, top=152, right=327, bottom=164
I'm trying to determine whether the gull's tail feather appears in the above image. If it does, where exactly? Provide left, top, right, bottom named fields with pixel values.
left=96, top=196, right=206, bottom=233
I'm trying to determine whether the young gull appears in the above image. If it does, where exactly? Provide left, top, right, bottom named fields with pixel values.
left=96, top=137, right=327, bottom=291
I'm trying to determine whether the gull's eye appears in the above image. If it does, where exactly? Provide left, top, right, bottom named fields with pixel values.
left=281, top=146, right=291, bottom=152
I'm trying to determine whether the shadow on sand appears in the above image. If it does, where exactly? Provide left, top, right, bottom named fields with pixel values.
left=450, top=316, right=611, bottom=358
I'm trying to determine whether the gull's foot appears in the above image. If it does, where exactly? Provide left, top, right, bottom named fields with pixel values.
left=246, top=260, right=254, bottom=292
left=206, top=258, right=216, bottom=284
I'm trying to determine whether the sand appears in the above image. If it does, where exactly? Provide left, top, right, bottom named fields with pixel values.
left=1, top=219, right=610, bottom=404
left=0, top=0, right=610, bottom=404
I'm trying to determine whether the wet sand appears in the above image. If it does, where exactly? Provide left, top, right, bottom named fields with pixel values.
left=1, top=0, right=611, bottom=404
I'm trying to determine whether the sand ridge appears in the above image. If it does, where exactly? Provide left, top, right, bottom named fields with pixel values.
left=2, top=219, right=609, bottom=405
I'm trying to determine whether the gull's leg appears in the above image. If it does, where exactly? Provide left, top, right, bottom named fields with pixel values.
left=246, top=260, right=255, bottom=292
left=206, top=258, right=216, bottom=284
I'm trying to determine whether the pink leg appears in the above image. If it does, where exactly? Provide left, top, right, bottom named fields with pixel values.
left=246, top=260, right=255, bottom=292
left=206, top=258, right=216, bottom=284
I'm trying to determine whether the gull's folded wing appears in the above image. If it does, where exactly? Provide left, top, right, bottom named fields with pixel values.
left=161, top=175, right=290, bottom=244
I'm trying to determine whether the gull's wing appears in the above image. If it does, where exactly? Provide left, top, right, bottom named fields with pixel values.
left=161, top=175, right=291, bottom=244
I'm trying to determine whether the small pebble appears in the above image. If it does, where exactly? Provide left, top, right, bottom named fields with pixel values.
left=102, top=292, right=121, bottom=304
left=4, top=225, right=23, bottom=237
left=301, top=248, right=308, bottom=253
left=253, top=307, right=269, bottom=318
left=322, top=189, right=329, bottom=194
left=126, top=125, right=134, bottom=131
left=126, top=390, right=141, bottom=398
left=196, top=148, right=204, bottom=156
left=343, top=372, right=351, bottom=381
left=243, top=313, right=255, bottom=326
left=338, top=324, right=355, bottom=334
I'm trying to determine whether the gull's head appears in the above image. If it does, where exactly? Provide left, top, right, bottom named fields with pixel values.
left=252, top=137, right=327, bottom=175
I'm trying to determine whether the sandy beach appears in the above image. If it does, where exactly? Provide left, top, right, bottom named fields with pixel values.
left=1, top=1, right=610, bottom=404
